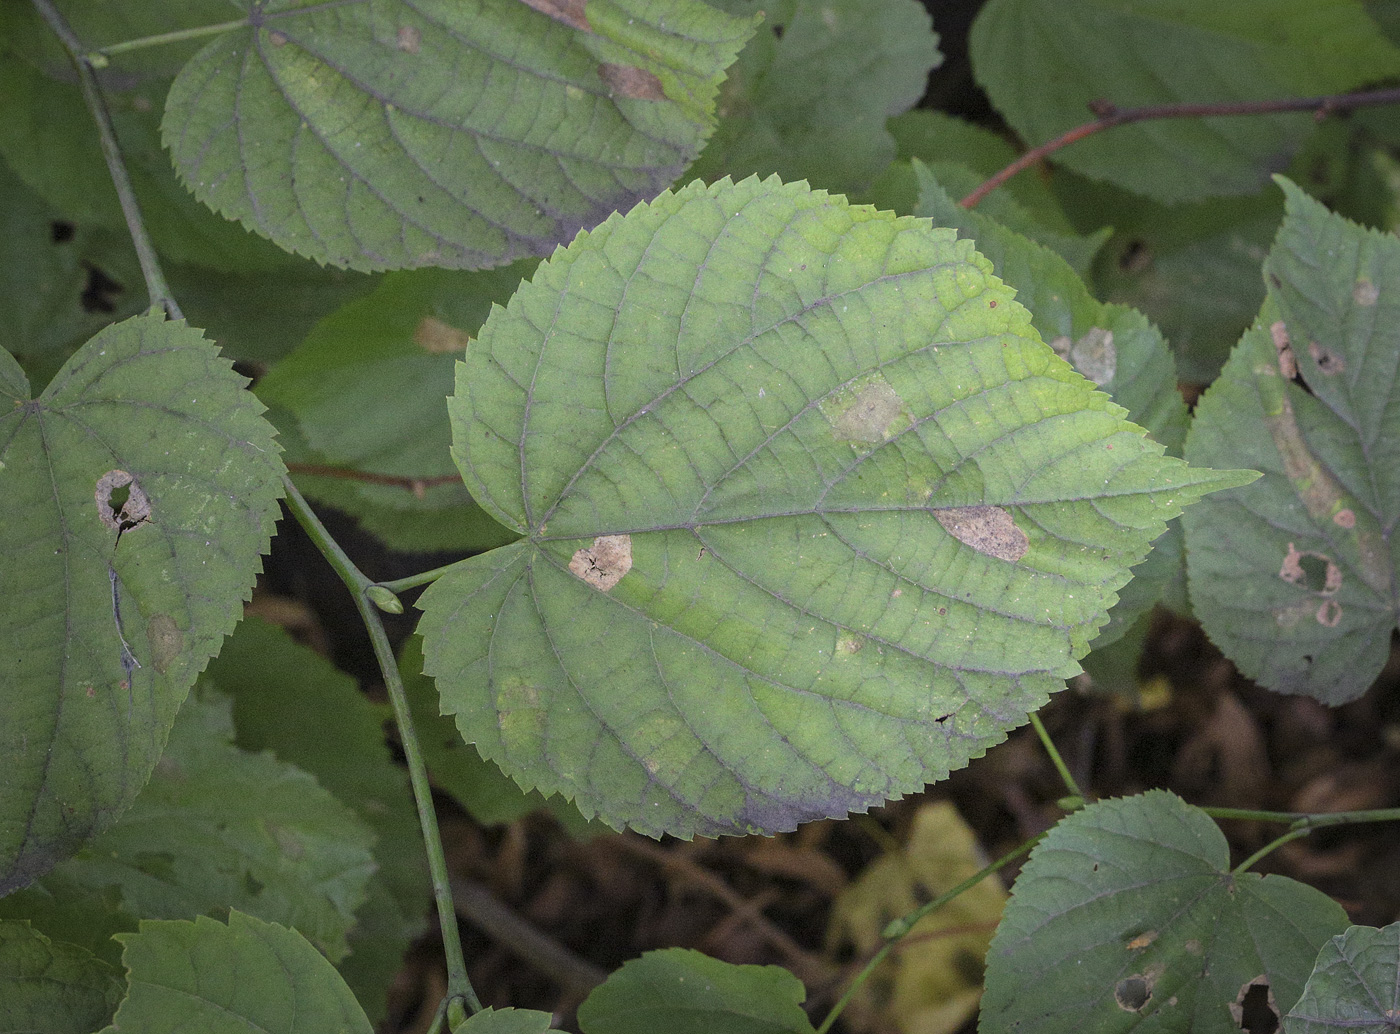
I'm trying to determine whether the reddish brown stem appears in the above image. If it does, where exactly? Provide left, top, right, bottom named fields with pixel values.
left=286, top=461, right=459, bottom=499
left=960, top=85, right=1400, bottom=209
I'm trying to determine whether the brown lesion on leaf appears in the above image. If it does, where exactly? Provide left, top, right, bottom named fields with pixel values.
left=1307, top=339, right=1346, bottom=375
left=825, top=378, right=910, bottom=445
left=1270, top=320, right=1298, bottom=381
left=397, top=25, right=421, bottom=53
left=413, top=316, right=472, bottom=354
left=598, top=64, right=667, bottom=101
left=517, top=0, right=591, bottom=32
left=1260, top=333, right=1391, bottom=598
left=569, top=534, right=633, bottom=591
left=1050, top=327, right=1116, bottom=386
left=95, top=470, right=151, bottom=536
left=146, top=614, right=182, bottom=675
left=933, top=505, right=1029, bottom=563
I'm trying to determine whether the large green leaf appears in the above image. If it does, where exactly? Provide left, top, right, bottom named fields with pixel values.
left=205, top=617, right=429, bottom=1021
left=162, top=0, right=757, bottom=272
left=101, top=912, right=374, bottom=1034
left=914, top=162, right=1188, bottom=649
left=981, top=791, right=1349, bottom=1034
left=0, top=313, right=285, bottom=893
left=1183, top=179, right=1400, bottom=703
left=1284, top=923, right=1400, bottom=1034
left=417, top=175, right=1253, bottom=838
left=44, top=691, right=375, bottom=964
left=0, top=920, right=123, bottom=1034
left=687, top=0, right=940, bottom=194
left=578, top=948, right=816, bottom=1034
left=969, top=0, right=1400, bottom=202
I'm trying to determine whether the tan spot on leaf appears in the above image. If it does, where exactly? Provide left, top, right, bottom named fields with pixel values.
left=835, top=633, right=864, bottom=655
left=1354, top=277, right=1379, bottom=306
left=95, top=470, right=151, bottom=533
left=1334, top=508, right=1356, bottom=528
left=934, top=506, right=1029, bottom=562
left=268, top=30, right=288, bottom=46
left=1270, top=320, right=1297, bottom=380
left=517, top=0, right=591, bottom=31
left=1125, top=930, right=1157, bottom=950
left=397, top=25, right=421, bottom=53
left=1316, top=599, right=1343, bottom=627
left=598, top=63, right=666, bottom=100
left=569, top=534, right=633, bottom=591
left=147, top=615, right=183, bottom=675
left=1052, top=327, right=1116, bottom=385
left=1308, top=339, right=1346, bottom=375
left=827, top=379, right=907, bottom=444
left=413, top=316, right=472, bottom=354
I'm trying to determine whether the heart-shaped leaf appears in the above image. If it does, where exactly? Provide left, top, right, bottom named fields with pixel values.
left=162, top=0, right=757, bottom=271
left=417, top=176, right=1253, bottom=838
left=0, top=313, right=284, bottom=892
left=981, top=791, right=1349, bottom=1034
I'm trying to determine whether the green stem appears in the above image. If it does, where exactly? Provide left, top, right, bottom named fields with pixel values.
left=376, top=559, right=469, bottom=595
left=1029, top=711, right=1084, bottom=804
left=815, top=833, right=1041, bottom=1034
left=1201, top=806, right=1400, bottom=828
left=282, top=480, right=482, bottom=1019
left=1233, top=828, right=1312, bottom=875
left=31, top=0, right=182, bottom=320
left=85, top=19, right=248, bottom=65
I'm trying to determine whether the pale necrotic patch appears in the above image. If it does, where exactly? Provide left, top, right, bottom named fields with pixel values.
left=934, top=506, right=1029, bottom=562
left=598, top=64, right=666, bottom=100
left=95, top=469, right=151, bottom=534
left=413, top=316, right=472, bottom=353
left=569, top=534, right=633, bottom=591
left=824, top=377, right=909, bottom=445
left=1050, top=327, right=1116, bottom=386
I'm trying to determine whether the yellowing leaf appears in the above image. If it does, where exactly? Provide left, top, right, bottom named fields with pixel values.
left=826, top=803, right=1007, bottom=1034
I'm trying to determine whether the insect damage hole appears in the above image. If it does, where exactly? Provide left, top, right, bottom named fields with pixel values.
left=569, top=534, right=633, bottom=591
left=1230, top=976, right=1280, bottom=1034
left=1114, top=974, right=1152, bottom=1012
left=95, top=470, right=151, bottom=535
left=934, top=505, right=1029, bottom=562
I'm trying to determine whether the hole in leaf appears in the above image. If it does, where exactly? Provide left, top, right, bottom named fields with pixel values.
left=772, top=23, right=785, bottom=39
left=51, top=220, right=75, bottom=243
left=1278, top=543, right=1341, bottom=595
left=1230, top=977, right=1279, bottom=1034
left=95, top=470, right=152, bottom=535
left=1115, top=975, right=1151, bottom=1012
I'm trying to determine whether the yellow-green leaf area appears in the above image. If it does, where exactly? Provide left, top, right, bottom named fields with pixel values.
left=418, top=176, right=1252, bottom=838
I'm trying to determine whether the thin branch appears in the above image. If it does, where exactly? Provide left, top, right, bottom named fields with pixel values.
left=450, top=876, right=608, bottom=998
left=286, top=461, right=461, bottom=497
left=960, top=86, right=1400, bottom=210
left=31, top=0, right=182, bottom=319
left=281, top=479, right=482, bottom=1020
